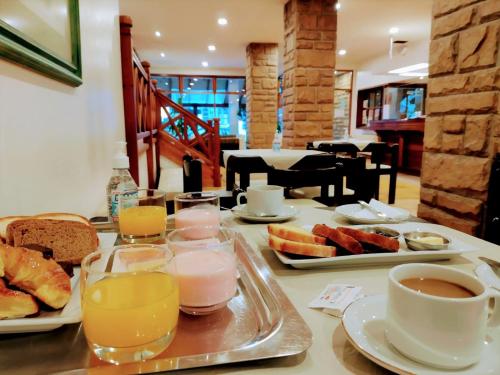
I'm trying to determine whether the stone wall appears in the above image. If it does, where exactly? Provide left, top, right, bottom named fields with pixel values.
left=418, top=0, right=500, bottom=235
left=282, top=0, right=337, bottom=148
left=245, top=43, right=279, bottom=148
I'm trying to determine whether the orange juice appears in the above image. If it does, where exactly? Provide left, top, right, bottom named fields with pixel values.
left=82, top=272, right=179, bottom=348
left=119, top=206, right=166, bottom=236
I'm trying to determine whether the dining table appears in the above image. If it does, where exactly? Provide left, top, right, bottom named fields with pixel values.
left=1, top=199, right=499, bottom=375
left=222, top=148, right=323, bottom=170
left=312, top=138, right=375, bottom=150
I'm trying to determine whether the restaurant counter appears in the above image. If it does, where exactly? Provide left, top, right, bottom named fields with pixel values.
left=368, top=118, right=425, bottom=175
left=1, top=199, right=499, bottom=374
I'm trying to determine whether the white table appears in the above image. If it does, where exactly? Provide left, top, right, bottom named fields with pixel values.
left=223, top=149, right=323, bottom=170
left=312, top=138, right=374, bottom=150
left=210, top=199, right=499, bottom=375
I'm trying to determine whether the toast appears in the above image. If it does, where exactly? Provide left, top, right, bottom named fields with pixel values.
left=269, top=234, right=336, bottom=258
left=0, top=213, right=91, bottom=243
left=7, top=219, right=98, bottom=264
left=268, top=224, right=327, bottom=245
left=337, top=227, right=399, bottom=253
left=312, top=224, right=364, bottom=255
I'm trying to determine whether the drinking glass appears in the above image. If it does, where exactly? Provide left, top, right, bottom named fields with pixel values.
left=166, top=226, right=237, bottom=315
left=119, top=189, right=166, bottom=243
left=174, top=192, right=220, bottom=239
left=81, top=244, right=179, bottom=364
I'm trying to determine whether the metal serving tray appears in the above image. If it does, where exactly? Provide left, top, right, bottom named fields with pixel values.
left=0, top=234, right=312, bottom=374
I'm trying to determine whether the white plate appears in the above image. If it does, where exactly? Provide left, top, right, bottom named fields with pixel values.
left=0, top=233, right=117, bottom=334
left=335, top=203, right=410, bottom=224
left=268, top=223, right=476, bottom=269
left=0, top=269, right=81, bottom=333
left=231, top=204, right=298, bottom=223
left=342, top=295, right=500, bottom=375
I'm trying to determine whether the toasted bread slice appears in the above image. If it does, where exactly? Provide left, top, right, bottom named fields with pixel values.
left=0, top=216, right=29, bottom=243
left=0, top=213, right=90, bottom=243
left=337, top=227, right=399, bottom=253
left=269, top=234, right=336, bottom=258
left=312, top=224, right=364, bottom=255
left=268, top=224, right=327, bottom=245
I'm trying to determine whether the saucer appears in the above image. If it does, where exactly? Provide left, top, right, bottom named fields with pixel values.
left=231, top=204, right=298, bottom=223
left=341, top=295, right=500, bottom=375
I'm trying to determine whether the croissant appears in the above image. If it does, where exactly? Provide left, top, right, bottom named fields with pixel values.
left=0, top=278, right=39, bottom=319
left=0, top=245, right=71, bottom=309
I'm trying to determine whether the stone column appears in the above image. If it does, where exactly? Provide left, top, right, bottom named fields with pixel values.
left=282, top=0, right=337, bottom=148
left=418, top=0, right=499, bottom=235
left=246, top=43, right=278, bottom=148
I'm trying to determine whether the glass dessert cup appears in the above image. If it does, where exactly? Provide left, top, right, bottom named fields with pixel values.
left=167, top=225, right=237, bottom=315
left=80, top=244, right=179, bottom=364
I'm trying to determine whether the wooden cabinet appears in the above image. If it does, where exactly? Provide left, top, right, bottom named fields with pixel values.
left=368, top=119, right=425, bottom=175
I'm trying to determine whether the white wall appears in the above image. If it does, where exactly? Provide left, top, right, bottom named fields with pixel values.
left=0, top=0, right=124, bottom=218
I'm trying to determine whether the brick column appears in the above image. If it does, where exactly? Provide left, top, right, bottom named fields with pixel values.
left=418, top=0, right=499, bottom=235
left=246, top=43, right=278, bottom=148
left=282, top=0, right=337, bottom=148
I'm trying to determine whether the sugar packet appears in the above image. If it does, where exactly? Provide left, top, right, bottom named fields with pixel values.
left=309, top=284, right=364, bottom=317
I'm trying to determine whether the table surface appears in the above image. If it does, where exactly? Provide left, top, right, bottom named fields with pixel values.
left=1, top=199, right=499, bottom=375
left=222, top=149, right=323, bottom=169
left=312, top=138, right=374, bottom=150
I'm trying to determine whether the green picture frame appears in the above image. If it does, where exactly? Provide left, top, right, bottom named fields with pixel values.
left=0, top=0, right=82, bottom=86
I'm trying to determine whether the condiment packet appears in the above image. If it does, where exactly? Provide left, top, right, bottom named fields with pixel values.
left=309, top=284, right=364, bottom=317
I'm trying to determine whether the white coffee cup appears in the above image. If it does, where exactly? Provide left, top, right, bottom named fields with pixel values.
left=236, top=185, right=284, bottom=216
left=386, top=263, right=500, bottom=369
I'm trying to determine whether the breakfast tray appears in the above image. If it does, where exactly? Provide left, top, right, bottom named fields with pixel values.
left=0, top=234, right=312, bottom=374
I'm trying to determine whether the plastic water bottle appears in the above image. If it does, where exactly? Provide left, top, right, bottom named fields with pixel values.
left=106, top=141, right=138, bottom=223
left=272, top=133, right=281, bottom=152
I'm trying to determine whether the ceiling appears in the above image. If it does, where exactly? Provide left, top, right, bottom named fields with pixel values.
left=119, top=0, right=433, bottom=75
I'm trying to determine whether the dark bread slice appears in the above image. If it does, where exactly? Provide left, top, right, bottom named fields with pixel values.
left=312, top=224, right=364, bottom=255
left=7, top=219, right=98, bottom=264
left=337, top=227, right=399, bottom=253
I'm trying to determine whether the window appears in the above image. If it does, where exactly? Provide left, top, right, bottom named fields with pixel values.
left=152, top=74, right=247, bottom=137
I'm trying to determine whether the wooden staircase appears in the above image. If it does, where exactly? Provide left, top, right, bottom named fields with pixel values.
left=119, top=15, right=221, bottom=188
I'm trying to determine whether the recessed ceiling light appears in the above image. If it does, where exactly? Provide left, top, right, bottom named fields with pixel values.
left=160, top=52, right=165, bottom=58
left=419, top=76, right=424, bottom=80
left=338, top=49, right=347, bottom=55
left=208, top=45, right=216, bottom=51
left=187, top=87, right=191, bottom=90
left=165, top=82, right=169, bottom=85
left=217, top=18, right=228, bottom=26
left=388, top=63, right=429, bottom=74
left=193, top=78, right=198, bottom=81
left=155, top=31, right=161, bottom=37
left=335, top=2, right=341, bottom=10
left=389, top=27, right=399, bottom=35
left=201, top=61, right=209, bottom=67
left=189, top=82, right=194, bottom=86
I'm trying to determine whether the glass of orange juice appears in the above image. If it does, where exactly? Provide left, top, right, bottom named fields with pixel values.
left=119, top=189, right=167, bottom=243
left=81, top=244, right=179, bottom=364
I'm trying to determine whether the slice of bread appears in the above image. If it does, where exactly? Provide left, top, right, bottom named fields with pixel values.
left=337, top=227, right=399, bottom=253
left=0, top=213, right=90, bottom=243
left=312, top=224, right=364, bottom=255
left=6, top=219, right=98, bottom=264
left=268, top=224, right=327, bottom=245
left=0, top=216, right=29, bottom=243
left=269, top=234, right=336, bottom=258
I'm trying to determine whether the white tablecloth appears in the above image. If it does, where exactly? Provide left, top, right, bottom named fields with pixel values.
left=312, top=138, right=374, bottom=150
left=223, top=149, right=323, bottom=169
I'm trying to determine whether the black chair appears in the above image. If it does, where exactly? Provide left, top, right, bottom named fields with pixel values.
left=225, top=155, right=272, bottom=191
left=317, top=142, right=360, bottom=158
left=484, top=153, right=500, bottom=245
left=267, top=166, right=342, bottom=206
left=289, top=153, right=338, bottom=170
left=361, top=142, right=399, bottom=204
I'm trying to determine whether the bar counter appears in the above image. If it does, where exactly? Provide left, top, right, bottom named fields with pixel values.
left=1, top=199, right=499, bottom=374
left=368, top=118, right=425, bottom=175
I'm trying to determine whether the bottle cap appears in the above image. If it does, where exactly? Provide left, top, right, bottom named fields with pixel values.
left=113, top=141, right=130, bottom=169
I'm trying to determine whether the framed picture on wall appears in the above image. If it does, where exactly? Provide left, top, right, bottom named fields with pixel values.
left=0, top=0, right=82, bottom=86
